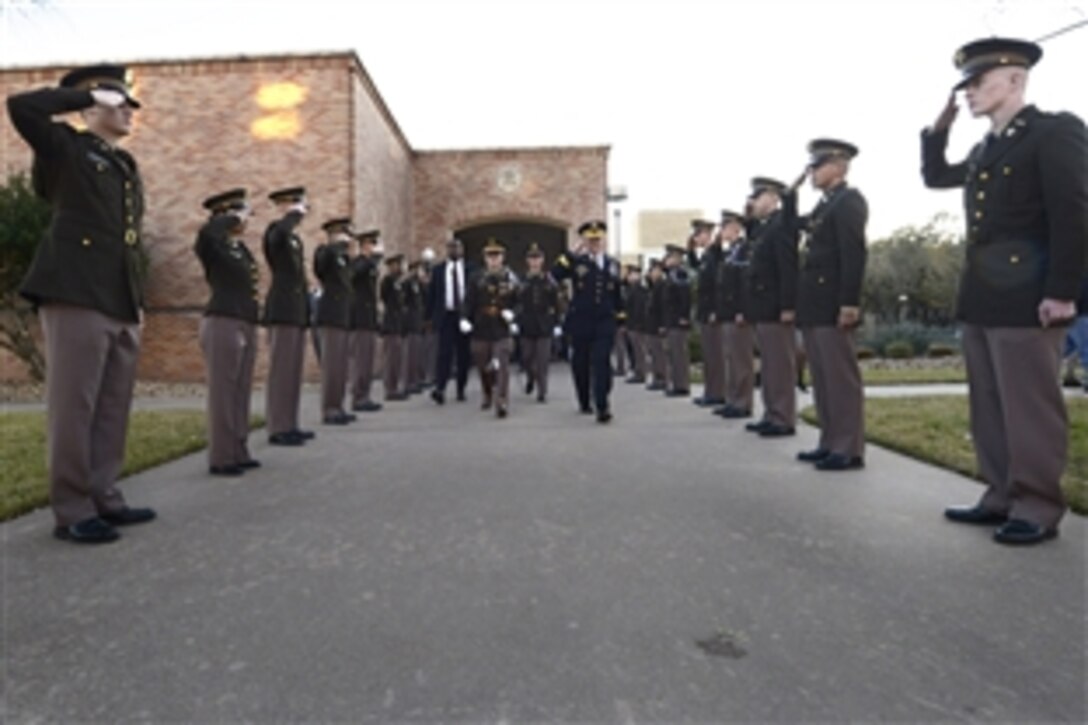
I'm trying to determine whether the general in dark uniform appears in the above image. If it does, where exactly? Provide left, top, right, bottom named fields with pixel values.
left=381, top=254, right=407, bottom=401
left=263, top=186, right=314, bottom=446
left=796, top=139, right=868, bottom=471
left=349, top=229, right=382, bottom=412
left=464, top=240, right=519, bottom=417
left=552, top=220, right=624, bottom=423
left=195, top=189, right=261, bottom=476
left=313, top=218, right=356, bottom=425
left=923, top=38, right=1087, bottom=544
left=689, top=219, right=726, bottom=407
left=662, top=244, right=693, bottom=397
left=7, top=63, right=156, bottom=543
left=742, top=177, right=800, bottom=438
left=516, top=243, right=561, bottom=403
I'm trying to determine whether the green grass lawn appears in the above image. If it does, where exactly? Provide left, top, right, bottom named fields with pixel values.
left=0, top=409, right=263, bottom=522
left=859, top=365, right=967, bottom=385
left=801, top=396, right=1088, bottom=515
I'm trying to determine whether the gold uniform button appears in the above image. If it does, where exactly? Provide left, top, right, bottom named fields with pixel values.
left=974, top=211, right=983, bottom=219
left=124, top=181, right=132, bottom=189
left=976, top=191, right=985, bottom=200
left=979, top=171, right=990, bottom=181
left=1010, top=255, right=1020, bottom=264
left=124, top=229, right=138, bottom=245
left=1003, top=166, right=1012, bottom=176
left=81, top=237, right=92, bottom=247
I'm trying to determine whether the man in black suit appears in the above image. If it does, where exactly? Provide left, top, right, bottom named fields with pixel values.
left=7, top=63, right=157, bottom=544
left=428, top=237, right=475, bottom=404
left=923, top=37, right=1087, bottom=545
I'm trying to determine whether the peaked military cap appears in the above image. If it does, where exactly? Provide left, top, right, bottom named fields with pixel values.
left=720, top=209, right=746, bottom=225
left=665, top=244, right=687, bottom=256
left=749, top=177, right=788, bottom=198
left=482, top=238, right=506, bottom=254
left=202, top=188, right=247, bottom=213
left=60, top=64, right=140, bottom=108
left=268, top=186, right=306, bottom=203
left=690, top=219, right=716, bottom=230
left=355, top=229, right=380, bottom=243
left=648, top=257, right=663, bottom=269
left=807, top=139, right=859, bottom=168
left=577, top=220, right=608, bottom=239
left=953, top=37, right=1042, bottom=90
left=408, top=260, right=421, bottom=270
left=526, top=242, right=545, bottom=258
left=322, top=217, right=352, bottom=234
left=384, top=253, right=404, bottom=265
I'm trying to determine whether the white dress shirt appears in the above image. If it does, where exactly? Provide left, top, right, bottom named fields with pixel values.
left=445, top=259, right=464, bottom=311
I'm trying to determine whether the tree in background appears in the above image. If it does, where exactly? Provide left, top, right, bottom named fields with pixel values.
left=0, top=173, right=50, bottom=381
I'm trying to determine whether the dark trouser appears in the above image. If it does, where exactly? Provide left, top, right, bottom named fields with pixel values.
left=399, top=333, right=417, bottom=391
left=755, top=322, right=797, bottom=427
left=319, top=327, right=351, bottom=416
left=383, top=334, right=403, bottom=398
left=521, top=336, right=552, bottom=398
left=435, top=312, right=471, bottom=395
left=266, top=324, right=306, bottom=436
left=350, top=329, right=378, bottom=406
left=571, top=334, right=613, bottom=412
left=963, top=324, right=1068, bottom=528
left=628, top=330, right=647, bottom=380
left=700, top=321, right=725, bottom=400
left=471, top=337, right=513, bottom=406
left=724, top=322, right=755, bottom=412
left=423, top=329, right=437, bottom=384
left=40, top=304, right=139, bottom=526
left=667, top=327, right=691, bottom=392
left=803, top=326, right=864, bottom=458
left=613, top=327, right=628, bottom=375
left=200, top=316, right=256, bottom=467
left=647, top=332, right=667, bottom=384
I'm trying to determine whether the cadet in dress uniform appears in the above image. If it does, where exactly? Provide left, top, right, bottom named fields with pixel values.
left=418, top=253, right=437, bottom=388
left=552, top=220, right=624, bottom=423
left=662, top=244, right=693, bottom=397
left=689, top=219, right=726, bottom=407
left=623, top=265, right=649, bottom=385
left=517, top=243, right=561, bottom=403
left=349, top=229, right=382, bottom=413
left=313, top=218, right=356, bottom=425
left=464, top=240, right=519, bottom=417
left=401, top=261, right=425, bottom=396
left=381, top=254, right=407, bottom=401
left=645, top=259, right=669, bottom=391
left=796, top=139, right=868, bottom=471
left=263, top=186, right=314, bottom=446
left=195, top=189, right=261, bottom=477
left=7, top=63, right=155, bottom=543
left=923, top=38, right=1087, bottom=545
left=715, top=211, right=756, bottom=419
left=742, top=177, right=801, bottom=438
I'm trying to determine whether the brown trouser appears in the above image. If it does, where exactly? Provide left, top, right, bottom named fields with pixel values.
left=963, top=324, right=1068, bottom=527
left=472, top=337, right=513, bottom=406
left=613, top=327, right=628, bottom=375
left=521, top=336, right=552, bottom=398
left=667, top=328, right=691, bottom=392
left=40, top=304, right=139, bottom=526
left=400, top=333, right=423, bottom=390
left=266, top=325, right=306, bottom=436
left=383, top=334, right=402, bottom=398
left=350, top=329, right=378, bottom=406
left=700, top=321, right=725, bottom=400
left=422, top=329, right=437, bottom=384
left=628, top=330, right=647, bottom=380
left=200, top=316, right=256, bottom=468
left=318, top=327, right=350, bottom=416
left=648, top=333, right=667, bottom=384
left=755, top=322, right=797, bottom=427
left=724, top=322, right=755, bottom=412
left=803, top=326, right=864, bottom=457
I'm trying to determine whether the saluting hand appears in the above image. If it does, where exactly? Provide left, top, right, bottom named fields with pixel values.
left=231, top=204, right=253, bottom=225
left=90, top=88, right=126, bottom=108
left=932, top=94, right=959, bottom=133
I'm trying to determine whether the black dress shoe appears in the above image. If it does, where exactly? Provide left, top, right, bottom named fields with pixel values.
left=758, top=424, right=796, bottom=437
left=797, top=448, right=831, bottom=463
left=665, top=389, right=690, bottom=397
left=993, top=519, right=1058, bottom=546
left=54, top=517, right=119, bottom=544
left=580, top=405, right=593, bottom=415
left=597, top=409, right=613, bottom=424
left=100, top=507, right=157, bottom=527
left=693, top=396, right=725, bottom=407
left=238, top=459, right=261, bottom=469
left=210, top=464, right=245, bottom=476
left=269, top=432, right=305, bottom=446
left=323, top=413, right=351, bottom=425
left=345, top=412, right=358, bottom=422
left=496, top=404, right=508, bottom=419
left=537, top=394, right=547, bottom=403
left=814, top=454, right=865, bottom=471
left=526, top=378, right=535, bottom=395
left=944, top=505, right=1008, bottom=526
left=745, top=420, right=771, bottom=433
left=353, top=400, right=383, bottom=412
left=646, top=382, right=666, bottom=391
left=626, top=377, right=645, bottom=384
left=456, top=390, right=467, bottom=402
left=295, top=429, right=315, bottom=440
left=431, top=389, right=445, bottom=405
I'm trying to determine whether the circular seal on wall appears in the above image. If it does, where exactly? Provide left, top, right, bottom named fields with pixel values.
left=496, top=165, right=522, bottom=194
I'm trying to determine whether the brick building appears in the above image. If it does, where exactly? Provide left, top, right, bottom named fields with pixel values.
left=0, top=51, right=608, bottom=382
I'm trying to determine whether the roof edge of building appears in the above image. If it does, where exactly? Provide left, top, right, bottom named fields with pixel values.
left=413, top=144, right=611, bottom=156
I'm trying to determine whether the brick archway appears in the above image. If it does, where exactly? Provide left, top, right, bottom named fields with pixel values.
left=455, top=217, right=568, bottom=277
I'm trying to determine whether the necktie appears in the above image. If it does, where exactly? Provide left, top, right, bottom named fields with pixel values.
left=452, top=261, right=461, bottom=310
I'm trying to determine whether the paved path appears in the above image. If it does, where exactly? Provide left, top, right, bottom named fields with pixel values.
left=2, top=368, right=1085, bottom=723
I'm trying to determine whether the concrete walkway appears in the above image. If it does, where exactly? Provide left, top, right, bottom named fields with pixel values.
left=2, top=368, right=1085, bottom=723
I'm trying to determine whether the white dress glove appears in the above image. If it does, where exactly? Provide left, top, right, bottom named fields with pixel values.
left=501, top=309, right=515, bottom=323
left=553, top=326, right=563, bottom=338
left=459, top=319, right=473, bottom=334
left=90, top=88, right=126, bottom=108
left=509, top=323, right=520, bottom=336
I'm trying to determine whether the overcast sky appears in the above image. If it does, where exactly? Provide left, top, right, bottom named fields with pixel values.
left=3, top=0, right=1086, bottom=247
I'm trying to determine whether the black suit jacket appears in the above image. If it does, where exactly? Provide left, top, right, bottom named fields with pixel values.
left=262, top=211, right=309, bottom=326
left=922, top=105, right=1087, bottom=326
left=797, top=185, right=868, bottom=328
left=194, top=215, right=259, bottom=323
left=9, top=87, right=146, bottom=322
left=427, top=259, right=477, bottom=324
